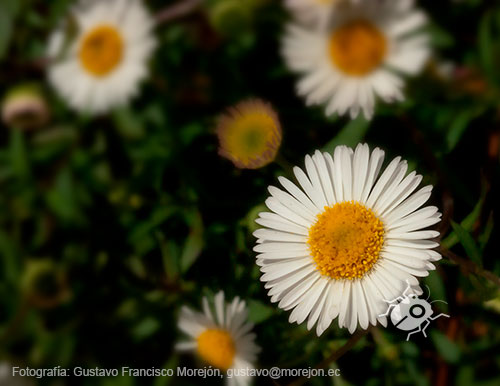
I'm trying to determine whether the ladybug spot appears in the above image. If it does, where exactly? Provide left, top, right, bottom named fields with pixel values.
left=409, top=304, right=425, bottom=318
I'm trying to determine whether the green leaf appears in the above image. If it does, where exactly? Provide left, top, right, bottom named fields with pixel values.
left=442, top=198, right=483, bottom=249
left=153, top=356, right=179, bottom=386
left=430, top=330, right=461, bottom=364
left=157, top=231, right=180, bottom=281
left=322, top=116, right=370, bottom=153
left=405, top=359, right=430, bottom=386
left=427, top=23, right=455, bottom=49
left=180, top=122, right=204, bottom=146
left=180, top=210, right=204, bottom=273
left=446, top=107, right=485, bottom=152
left=247, top=299, right=274, bottom=323
left=478, top=214, right=494, bottom=251
left=0, top=4, right=13, bottom=59
left=456, top=366, right=475, bottom=386
left=9, top=130, right=30, bottom=179
left=129, top=206, right=176, bottom=246
left=112, top=108, right=146, bottom=140
left=0, top=0, right=20, bottom=58
left=478, top=11, right=495, bottom=81
left=423, top=271, right=448, bottom=312
left=450, top=221, right=482, bottom=267
left=132, top=317, right=161, bottom=341
left=0, top=230, right=21, bottom=283
left=45, top=167, right=78, bottom=222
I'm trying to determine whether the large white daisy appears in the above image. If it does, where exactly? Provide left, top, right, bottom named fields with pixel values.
left=177, top=291, right=261, bottom=386
left=253, top=144, right=441, bottom=336
left=47, top=0, right=156, bottom=114
left=282, top=0, right=430, bottom=119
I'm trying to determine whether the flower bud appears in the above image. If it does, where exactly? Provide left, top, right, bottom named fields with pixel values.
left=21, top=259, right=70, bottom=309
left=1, top=84, right=50, bottom=130
left=208, top=0, right=252, bottom=37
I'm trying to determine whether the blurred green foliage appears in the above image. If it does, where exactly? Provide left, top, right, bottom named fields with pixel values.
left=1, top=0, right=500, bottom=385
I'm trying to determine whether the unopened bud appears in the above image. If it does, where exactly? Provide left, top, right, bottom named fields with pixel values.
left=2, top=84, right=50, bottom=130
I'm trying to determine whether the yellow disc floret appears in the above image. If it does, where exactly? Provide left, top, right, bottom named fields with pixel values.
left=307, top=201, right=385, bottom=280
left=329, top=19, right=387, bottom=76
left=79, top=25, right=124, bottom=77
left=217, top=99, right=282, bottom=169
left=197, top=328, right=236, bottom=370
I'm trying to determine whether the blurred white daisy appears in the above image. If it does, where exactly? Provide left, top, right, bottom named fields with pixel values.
left=254, top=144, right=441, bottom=335
left=282, top=0, right=430, bottom=119
left=0, top=362, right=34, bottom=386
left=284, top=0, right=339, bottom=26
left=47, top=0, right=157, bottom=114
left=177, top=291, right=260, bottom=385
left=284, top=0, right=362, bottom=26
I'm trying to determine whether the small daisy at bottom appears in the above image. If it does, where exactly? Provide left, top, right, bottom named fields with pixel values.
left=177, top=291, right=261, bottom=386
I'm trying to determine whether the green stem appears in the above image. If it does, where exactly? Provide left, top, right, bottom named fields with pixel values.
left=154, top=0, right=202, bottom=25
left=439, top=246, right=500, bottom=287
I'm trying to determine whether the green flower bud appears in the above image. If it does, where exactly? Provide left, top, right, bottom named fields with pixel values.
left=208, top=0, right=253, bottom=37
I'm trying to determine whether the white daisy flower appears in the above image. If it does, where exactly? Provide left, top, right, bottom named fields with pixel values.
left=253, top=144, right=441, bottom=336
left=177, top=291, right=261, bottom=386
left=284, top=0, right=361, bottom=26
left=282, top=0, right=430, bottom=119
left=47, top=0, right=157, bottom=114
left=284, top=0, right=339, bottom=26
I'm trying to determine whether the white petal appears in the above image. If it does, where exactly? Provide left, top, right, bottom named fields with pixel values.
left=366, top=156, right=402, bottom=209
left=279, top=271, right=321, bottom=310
left=353, top=281, right=369, bottom=329
left=215, top=291, right=225, bottom=326
left=384, top=186, right=433, bottom=223
left=360, top=147, right=385, bottom=203
left=268, top=186, right=317, bottom=223
left=256, top=216, right=308, bottom=236
left=260, top=258, right=312, bottom=281
left=352, top=144, right=370, bottom=202
left=253, top=229, right=307, bottom=243
left=278, top=176, right=319, bottom=215
left=312, top=150, right=336, bottom=205
left=294, top=166, right=327, bottom=211
left=304, top=155, right=329, bottom=208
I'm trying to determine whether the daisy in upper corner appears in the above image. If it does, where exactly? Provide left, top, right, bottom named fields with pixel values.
left=282, top=0, right=430, bottom=119
left=254, top=144, right=442, bottom=336
left=284, top=0, right=340, bottom=26
left=216, top=99, right=282, bottom=169
left=46, top=0, right=157, bottom=114
left=177, top=291, right=260, bottom=386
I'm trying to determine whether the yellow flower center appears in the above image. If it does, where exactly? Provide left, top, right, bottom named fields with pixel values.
left=329, top=19, right=387, bottom=76
left=218, top=101, right=282, bottom=169
left=197, top=329, right=236, bottom=370
left=307, top=201, right=385, bottom=280
left=79, top=25, right=123, bottom=77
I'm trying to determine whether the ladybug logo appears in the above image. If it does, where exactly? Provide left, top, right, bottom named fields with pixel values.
left=379, top=280, right=450, bottom=341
